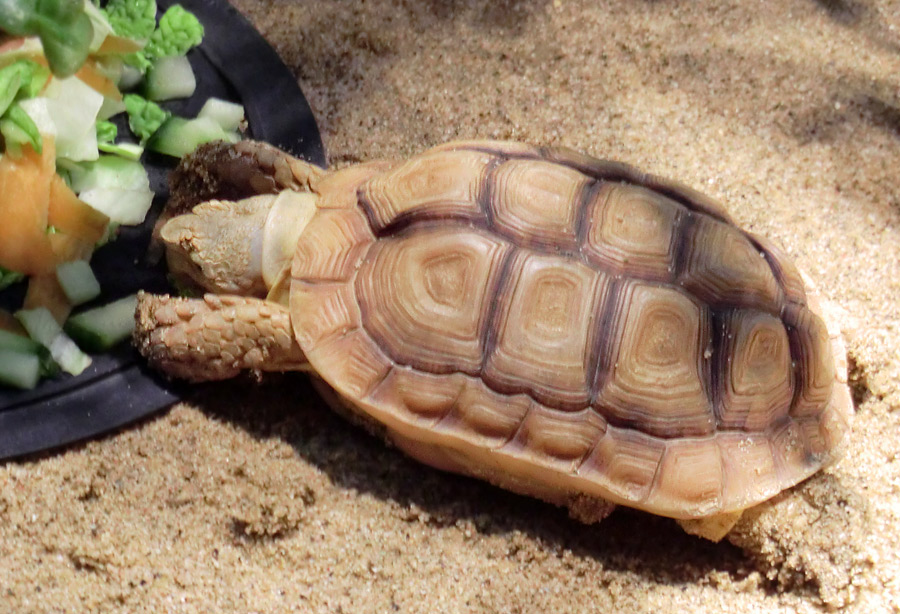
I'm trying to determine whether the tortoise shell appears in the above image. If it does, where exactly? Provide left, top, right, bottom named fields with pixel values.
left=288, top=140, right=851, bottom=519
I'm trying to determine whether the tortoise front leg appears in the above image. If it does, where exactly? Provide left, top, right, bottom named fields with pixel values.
left=134, top=292, right=308, bottom=382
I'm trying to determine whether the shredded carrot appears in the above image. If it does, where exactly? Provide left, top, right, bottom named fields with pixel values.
left=0, top=140, right=57, bottom=275
left=95, top=35, right=143, bottom=56
left=24, top=274, right=72, bottom=325
left=0, top=309, right=26, bottom=336
left=75, top=61, right=123, bottom=101
left=48, top=175, right=109, bottom=244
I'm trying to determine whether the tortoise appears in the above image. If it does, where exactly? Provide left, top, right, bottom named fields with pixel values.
left=134, top=139, right=852, bottom=541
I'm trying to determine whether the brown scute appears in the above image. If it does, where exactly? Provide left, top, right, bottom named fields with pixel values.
left=593, top=281, right=715, bottom=438
left=715, top=309, right=794, bottom=431
left=359, top=149, right=491, bottom=233
left=290, top=140, right=849, bottom=518
left=487, top=158, right=587, bottom=251
left=291, top=208, right=375, bottom=283
left=483, top=250, right=608, bottom=410
left=784, top=304, right=836, bottom=418
left=355, top=226, right=510, bottom=375
left=680, top=216, right=783, bottom=311
left=582, top=182, right=683, bottom=281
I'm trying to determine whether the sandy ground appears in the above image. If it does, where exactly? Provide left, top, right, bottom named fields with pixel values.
left=3, top=0, right=900, bottom=612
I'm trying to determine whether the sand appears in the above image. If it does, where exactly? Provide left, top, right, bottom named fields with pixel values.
left=2, top=0, right=900, bottom=612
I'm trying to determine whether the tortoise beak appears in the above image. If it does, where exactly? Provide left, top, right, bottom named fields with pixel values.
left=159, top=196, right=275, bottom=297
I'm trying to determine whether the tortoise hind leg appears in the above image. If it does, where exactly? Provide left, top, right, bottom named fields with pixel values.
left=134, top=291, right=308, bottom=382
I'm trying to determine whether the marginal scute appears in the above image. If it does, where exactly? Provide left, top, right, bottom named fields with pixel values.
left=578, top=426, right=665, bottom=503
left=315, top=161, right=397, bottom=210
left=488, top=158, right=586, bottom=250
left=645, top=438, right=723, bottom=516
left=583, top=182, right=681, bottom=280
left=452, top=379, right=531, bottom=446
left=356, top=226, right=510, bottom=374
left=716, top=310, right=793, bottom=431
left=716, top=432, right=781, bottom=511
left=516, top=405, right=608, bottom=469
left=643, top=173, right=733, bottom=223
left=360, top=149, right=491, bottom=231
left=367, top=367, right=464, bottom=424
left=484, top=250, right=608, bottom=410
left=752, top=234, right=807, bottom=305
left=770, top=418, right=817, bottom=486
left=290, top=281, right=360, bottom=349
left=681, top=216, right=782, bottom=310
left=306, top=327, right=391, bottom=400
left=292, top=208, right=374, bottom=282
left=785, top=304, right=835, bottom=417
left=595, top=282, right=714, bottom=438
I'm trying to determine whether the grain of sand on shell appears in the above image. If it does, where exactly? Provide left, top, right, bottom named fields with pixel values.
left=2, top=1, right=900, bottom=612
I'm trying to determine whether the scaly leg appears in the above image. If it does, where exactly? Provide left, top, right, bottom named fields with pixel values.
left=134, top=291, right=308, bottom=382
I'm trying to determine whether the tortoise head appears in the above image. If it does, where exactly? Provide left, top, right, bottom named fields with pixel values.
left=160, top=191, right=318, bottom=298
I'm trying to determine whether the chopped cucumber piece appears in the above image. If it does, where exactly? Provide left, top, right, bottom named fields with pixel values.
left=56, top=260, right=101, bottom=306
left=0, top=329, right=57, bottom=378
left=0, top=348, right=41, bottom=389
left=142, top=56, right=196, bottom=101
left=65, top=294, right=138, bottom=352
left=0, top=328, right=41, bottom=354
left=198, top=98, right=245, bottom=132
left=15, top=307, right=92, bottom=376
left=118, top=64, right=144, bottom=91
left=146, top=115, right=235, bottom=158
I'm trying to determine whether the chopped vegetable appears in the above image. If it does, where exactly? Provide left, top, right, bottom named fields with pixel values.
left=145, top=5, right=203, bottom=59
left=103, top=0, right=156, bottom=42
left=0, top=0, right=93, bottom=78
left=0, top=140, right=57, bottom=275
left=65, top=294, right=138, bottom=351
left=24, top=273, right=72, bottom=324
left=15, top=306, right=91, bottom=375
left=0, top=102, right=42, bottom=156
left=147, top=115, right=238, bottom=158
left=198, top=98, right=245, bottom=133
left=96, top=119, right=117, bottom=143
left=0, top=328, right=42, bottom=354
left=123, top=92, right=169, bottom=141
left=0, top=309, right=26, bottom=335
left=142, top=55, right=195, bottom=101
left=56, top=260, right=101, bottom=306
left=0, top=328, right=58, bottom=380
left=0, top=347, right=41, bottom=389
left=0, top=0, right=244, bottom=388
left=47, top=174, right=110, bottom=243
left=68, top=155, right=154, bottom=224
left=40, top=75, right=105, bottom=161
left=0, top=267, right=25, bottom=291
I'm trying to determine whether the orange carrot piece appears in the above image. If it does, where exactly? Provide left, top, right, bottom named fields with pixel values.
left=0, top=142, right=57, bottom=275
left=48, top=175, right=109, bottom=244
left=75, top=61, right=122, bottom=101
left=0, top=309, right=27, bottom=336
left=95, top=36, right=143, bottom=56
left=49, top=232, right=94, bottom=263
left=24, top=274, right=72, bottom=325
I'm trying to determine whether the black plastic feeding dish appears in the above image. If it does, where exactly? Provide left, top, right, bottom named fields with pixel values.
left=0, top=0, right=325, bottom=460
